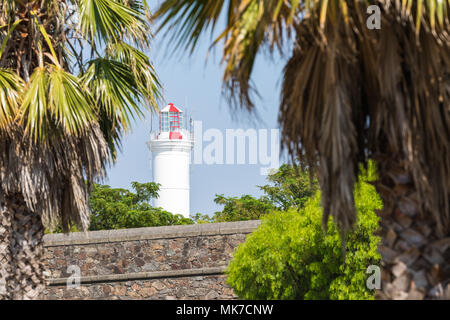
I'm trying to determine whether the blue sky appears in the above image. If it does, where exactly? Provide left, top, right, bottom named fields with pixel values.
left=104, top=22, right=287, bottom=216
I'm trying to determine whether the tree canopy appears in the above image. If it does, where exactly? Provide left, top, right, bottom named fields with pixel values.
left=89, top=182, right=194, bottom=230
left=212, top=164, right=318, bottom=222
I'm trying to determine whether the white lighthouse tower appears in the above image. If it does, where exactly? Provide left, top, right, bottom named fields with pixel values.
left=147, top=103, right=194, bottom=218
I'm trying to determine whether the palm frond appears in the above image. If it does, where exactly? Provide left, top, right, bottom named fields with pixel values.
left=155, top=0, right=450, bottom=110
left=83, top=58, right=141, bottom=126
left=19, top=67, right=49, bottom=140
left=155, top=0, right=297, bottom=109
left=19, top=66, right=97, bottom=141
left=0, top=123, right=108, bottom=232
left=0, top=19, right=22, bottom=58
left=82, top=55, right=159, bottom=160
left=0, top=68, right=23, bottom=129
left=47, top=67, right=97, bottom=135
left=280, top=20, right=361, bottom=231
left=154, top=0, right=227, bottom=54
left=106, top=41, right=162, bottom=111
left=78, top=0, right=151, bottom=48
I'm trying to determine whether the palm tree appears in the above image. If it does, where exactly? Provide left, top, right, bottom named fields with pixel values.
left=154, top=0, right=450, bottom=299
left=0, top=0, right=160, bottom=299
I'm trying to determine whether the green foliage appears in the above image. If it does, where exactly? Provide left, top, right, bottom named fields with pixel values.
left=226, top=174, right=382, bottom=300
left=44, top=224, right=79, bottom=235
left=213, top=194, right=276, bottom=222
left=259, top=164, right=319, bottom=211
left=212, top=164, right=318, bottom=222
left=88, top=182, right=193, bottom=230
left=191, top=213, right=214, bottom=224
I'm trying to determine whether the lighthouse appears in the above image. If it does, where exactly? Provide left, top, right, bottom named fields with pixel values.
left=147, top=103, right=194, bottom=218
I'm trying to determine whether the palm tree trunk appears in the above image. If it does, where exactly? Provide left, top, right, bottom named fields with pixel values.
left=374, top=156, right=450, bottom=299
left=0, top=200, right=12, bottom=299
left=0, top=195, right=46, bottom=300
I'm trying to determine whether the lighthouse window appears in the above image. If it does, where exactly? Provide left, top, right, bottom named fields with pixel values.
left=169, top=111, right=182, bottom=132
left=160, top=112, right=169, bottom=132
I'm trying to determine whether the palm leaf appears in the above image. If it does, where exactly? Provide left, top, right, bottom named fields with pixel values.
left=78, top=0, right=151, bottom=47
left=155, top=0, right=450, bottom=110
left=83, top=58, right=142, bottom=126
left=82, top=56, right=156, bottom=159
left=20, top=66, right=97, bottom=140
left=47, top=67, right=97, bottom=135
left=0, top=68, right=23, bottom=129
left=105, top=41, right=162, bottom=111
left=0, top=19, right=22, bottom=58
left=19, top=67, right=49, bottom=140
left=154, top=0, right=228, bottom=54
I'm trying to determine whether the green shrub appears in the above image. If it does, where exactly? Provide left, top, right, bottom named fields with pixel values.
left=226, top=175, right=382, bottom=300
left=89, top=182, right=194, bottom=230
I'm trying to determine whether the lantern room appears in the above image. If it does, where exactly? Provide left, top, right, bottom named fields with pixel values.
left=159, top=103, right=183, bottom=139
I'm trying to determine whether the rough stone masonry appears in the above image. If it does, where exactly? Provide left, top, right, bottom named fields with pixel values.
left=39, top=220, right=260, bottom=300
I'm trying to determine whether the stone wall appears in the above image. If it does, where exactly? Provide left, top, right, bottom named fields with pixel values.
left=40, top=220, right=260, bottom=300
